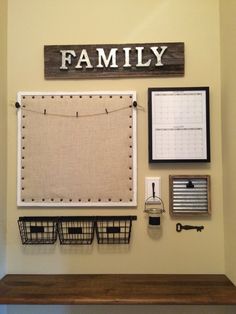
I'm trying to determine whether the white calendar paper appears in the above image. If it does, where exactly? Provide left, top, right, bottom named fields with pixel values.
left=149, top=88, right=210, bottom=162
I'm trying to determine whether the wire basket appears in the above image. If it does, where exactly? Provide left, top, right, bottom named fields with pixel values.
left=18, top=216, right=58, bottom=244
left=95, top=216, right=136, bottom=244
left=57, top=216, right=95, bottom=245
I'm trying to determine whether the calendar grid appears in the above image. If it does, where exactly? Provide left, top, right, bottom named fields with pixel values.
left=148, top=87, right=210, bottom=162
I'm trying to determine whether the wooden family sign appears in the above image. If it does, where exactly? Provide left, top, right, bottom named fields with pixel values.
left=44, top=43, right=184, bottom=79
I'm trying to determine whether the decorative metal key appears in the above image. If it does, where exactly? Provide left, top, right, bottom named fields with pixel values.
left=176, top=223, right=204, bottom=232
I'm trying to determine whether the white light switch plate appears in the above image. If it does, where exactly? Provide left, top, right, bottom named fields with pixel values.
left=145, top=177, right=161, bottom=203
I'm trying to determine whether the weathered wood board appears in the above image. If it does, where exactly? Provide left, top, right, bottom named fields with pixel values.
left=44, top=43, right=184, bottom=79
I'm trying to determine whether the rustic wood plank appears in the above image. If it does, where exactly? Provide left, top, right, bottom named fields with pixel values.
left=44, top=43, right=184, bottom=79
left=0, top=274, right=236, bottom=305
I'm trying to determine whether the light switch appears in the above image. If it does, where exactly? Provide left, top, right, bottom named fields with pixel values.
left=145, top=177, right=161, bottom=203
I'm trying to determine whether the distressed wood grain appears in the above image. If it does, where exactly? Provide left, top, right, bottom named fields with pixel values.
left=1, top=274, right=236, bottom=304
left=44, top=43, right=184, bottom=79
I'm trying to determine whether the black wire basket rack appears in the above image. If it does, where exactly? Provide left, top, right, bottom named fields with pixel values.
left=18, top=215, right=137, bottom=245
left=18, top=216, right=58, bottom=244
left=57, top=216, right=95, bottom=245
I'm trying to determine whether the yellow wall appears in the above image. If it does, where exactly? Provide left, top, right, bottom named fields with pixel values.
left=6, top=0, right=224, bottom=276
left=220, top=0, right=236, bottom=284
left=0, top=0, right=7, bottom=278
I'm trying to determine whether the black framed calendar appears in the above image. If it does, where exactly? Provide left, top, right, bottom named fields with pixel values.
left=148, top=87, right=210, bottom=163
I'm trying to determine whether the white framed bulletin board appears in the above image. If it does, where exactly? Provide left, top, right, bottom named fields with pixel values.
left=16, top=91, right=137, bottom=207
left=148, top=87, right=210, bottom=163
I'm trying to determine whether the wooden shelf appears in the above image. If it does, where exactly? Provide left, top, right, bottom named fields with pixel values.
left=0, top=274, right=236, bottom=305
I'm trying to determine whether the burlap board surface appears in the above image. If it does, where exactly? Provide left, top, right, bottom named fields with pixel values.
left=19, top=94, right=134, bottom=206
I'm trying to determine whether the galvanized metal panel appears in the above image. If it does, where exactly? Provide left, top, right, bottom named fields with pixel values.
left=169, top=175, right=210, bottom=216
